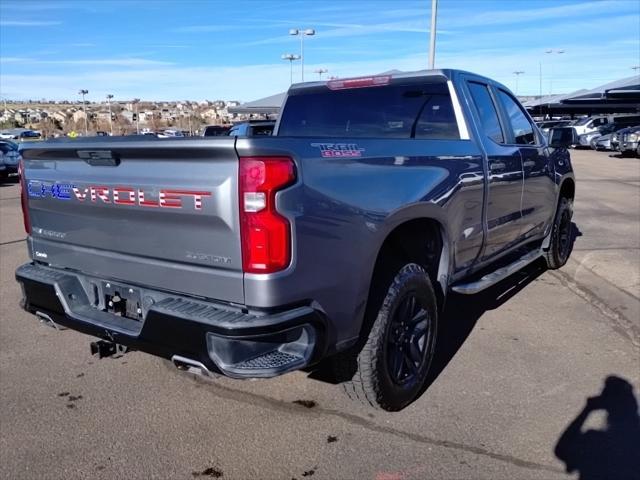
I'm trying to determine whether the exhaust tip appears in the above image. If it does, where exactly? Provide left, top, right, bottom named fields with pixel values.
left=171, top=355, right=214, bottom=378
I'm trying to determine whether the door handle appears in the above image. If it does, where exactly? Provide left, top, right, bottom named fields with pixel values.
left=523, top=160, right=536, bottom=168
left=489, top=162, right=506, bottom=171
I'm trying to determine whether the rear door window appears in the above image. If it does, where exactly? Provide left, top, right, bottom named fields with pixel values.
left=467, top=82, right=504, bottom=143
left=278, top=82, right=460, bottom=139
left=496, top=90, right=537, bottom=145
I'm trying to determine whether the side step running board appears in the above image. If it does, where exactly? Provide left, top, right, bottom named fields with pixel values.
left=451, top=249, right=544, bottom=295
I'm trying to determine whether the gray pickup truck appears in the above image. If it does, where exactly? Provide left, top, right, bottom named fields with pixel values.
left=16, top=70, right=576, bottom=410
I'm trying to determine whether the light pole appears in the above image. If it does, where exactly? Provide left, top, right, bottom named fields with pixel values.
left=543, top=49, right=565, bottom=97
left=314, top=68, right=328, bottom=80
left=428, top=0, right=438, bottom=69
left=133, top=98, right=140, bottom=134
left=106, top=94, right=114, bottom=136
left=289, top=28, right=315, bottom=82
left=281, top=53, right=301, bottom=84
left=513, top=71, right=524, bottom=96
left=632, top=66, right=640, bottom=72
left=78, top=89, right=89, bottom=136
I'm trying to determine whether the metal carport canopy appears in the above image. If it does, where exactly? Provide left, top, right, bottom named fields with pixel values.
left=227, top=92, right=286, bottom=115
left=562, top=75, right=640, bottom=104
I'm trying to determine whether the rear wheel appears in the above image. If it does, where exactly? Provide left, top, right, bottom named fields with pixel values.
left=545, top=196, right=573, bottom=269
left=342, top=263, right=438, bottom=411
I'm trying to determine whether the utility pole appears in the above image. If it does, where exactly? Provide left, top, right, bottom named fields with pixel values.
left=78, top=89, right=89, bottom=136
left=513, top=71, right=524, bottom=96
left=106, top=94, right=114, bottom=136
left=428, top=0, right=438, bottom=69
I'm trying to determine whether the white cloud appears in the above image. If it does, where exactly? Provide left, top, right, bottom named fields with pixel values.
left=0, top=20, right=61, bottom=26
left=0, top=57, right=174, bottom=66
left=171, top=25, right=239, bottom=33
left=1, top=41, right=635, bottom=101
left=443, top=0, right=633, bottom=28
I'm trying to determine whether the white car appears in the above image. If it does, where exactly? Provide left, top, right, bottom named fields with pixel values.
left=156, top=129, right=184, bottom=138
left=571, top=116, right=609, bottom=136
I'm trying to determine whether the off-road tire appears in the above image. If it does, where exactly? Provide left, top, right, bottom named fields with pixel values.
left=342, top=263, right=438, bottom=411
left=545, top=196, right=573, bottom=269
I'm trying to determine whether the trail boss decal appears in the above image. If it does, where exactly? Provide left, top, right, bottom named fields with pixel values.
left=27, top=181, right=211, bottom=211
left=311, top=143, right=365, bottom=158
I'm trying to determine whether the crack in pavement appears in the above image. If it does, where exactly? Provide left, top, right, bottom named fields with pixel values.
left=550, top=269, right=640, bottom=348
left=571, top=261, right=639, bottom=301
left=186, top=376, right=564, bottom=475
left=0, top=238, right=25, bottom=247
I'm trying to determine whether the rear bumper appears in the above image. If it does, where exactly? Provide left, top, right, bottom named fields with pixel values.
left=16, top=262, right=326, bottom=378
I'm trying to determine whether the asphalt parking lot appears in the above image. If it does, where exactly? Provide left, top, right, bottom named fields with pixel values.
left=1, top=149, right=638, bottom=479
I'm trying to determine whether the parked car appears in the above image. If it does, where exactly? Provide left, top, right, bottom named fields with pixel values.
left=619, top=126, right=640, bottom=157
left=227, top=120, right=276, bottom=137
left=0, top=140, right=21, bottom=179
left=202, top=125, right=230, bottom=137
left=571, top=116, right=611, bottom=137
left=592, top=124, right=639, bottom=151
left=157, top=129, right=184, bottom=138
left=592, top=133, right=613, bottom=151
left=0, top=129, right=41, bottom=141
left=536, top=120, right=572, bottom=136
left=611, top=126, right=639, bottom=152
left=16, top=69, right=576, bottom=411
left=577, top=123, right=619, bottom=148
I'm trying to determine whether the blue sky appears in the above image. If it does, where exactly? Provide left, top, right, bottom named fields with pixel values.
left=0, top=0, right=638, bottom=101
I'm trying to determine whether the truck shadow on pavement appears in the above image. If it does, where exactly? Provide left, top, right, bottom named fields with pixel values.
left=311, top=223, right=584, bottom=395
left=422, top=221, right=582, bottom=392
left=554, top=375, right=640, bottom=480
left=424, top=257, right=548, bottom=390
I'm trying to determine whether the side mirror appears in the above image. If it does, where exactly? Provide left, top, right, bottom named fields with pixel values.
left=548, top=127, right=577, bottom=148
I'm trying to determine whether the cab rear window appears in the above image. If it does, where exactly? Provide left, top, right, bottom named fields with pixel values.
left=278, top=82, right=460, bottom=139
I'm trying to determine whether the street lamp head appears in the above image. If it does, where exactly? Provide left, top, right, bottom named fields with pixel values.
left=282, top=53, right=300, bottom=61
left=303, top=29, right=315, bottom=36
left=289, top=28, right=299, bottom=35
left=78, top=89, right=88, bottom=95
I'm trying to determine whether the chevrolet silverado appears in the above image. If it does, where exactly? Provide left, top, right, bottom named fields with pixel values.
left=16, top=69, right=576, bottom=410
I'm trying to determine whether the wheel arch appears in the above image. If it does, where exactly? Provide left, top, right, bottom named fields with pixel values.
left=366, top=216, right=449, bottom=320
left=559, top=176, right=575, bottom=201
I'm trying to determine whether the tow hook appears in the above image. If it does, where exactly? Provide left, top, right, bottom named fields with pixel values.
left=90, top=340, right=128, bottom=359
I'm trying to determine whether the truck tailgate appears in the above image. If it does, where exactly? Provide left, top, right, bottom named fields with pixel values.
left=21, top=138, right=244, bottom=304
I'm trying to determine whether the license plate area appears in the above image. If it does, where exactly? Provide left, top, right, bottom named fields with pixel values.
left=102, top=281, right=142, bottom=321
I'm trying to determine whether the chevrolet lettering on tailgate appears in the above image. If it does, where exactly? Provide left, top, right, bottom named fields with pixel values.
left=27, top=180, right=212, bottom=210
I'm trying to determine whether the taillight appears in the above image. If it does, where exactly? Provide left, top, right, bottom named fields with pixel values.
left=18, top=158, right=31, bottom=234
left=239, top=156, right=295, bottom=273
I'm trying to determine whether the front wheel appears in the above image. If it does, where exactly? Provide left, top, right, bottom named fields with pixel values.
left=342, top=263, right=438, bottom=411
left=545, top=196, right=573, bottom=269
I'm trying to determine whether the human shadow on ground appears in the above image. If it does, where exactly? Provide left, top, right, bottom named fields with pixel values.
left=555, top=375, right=640, bottom=480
